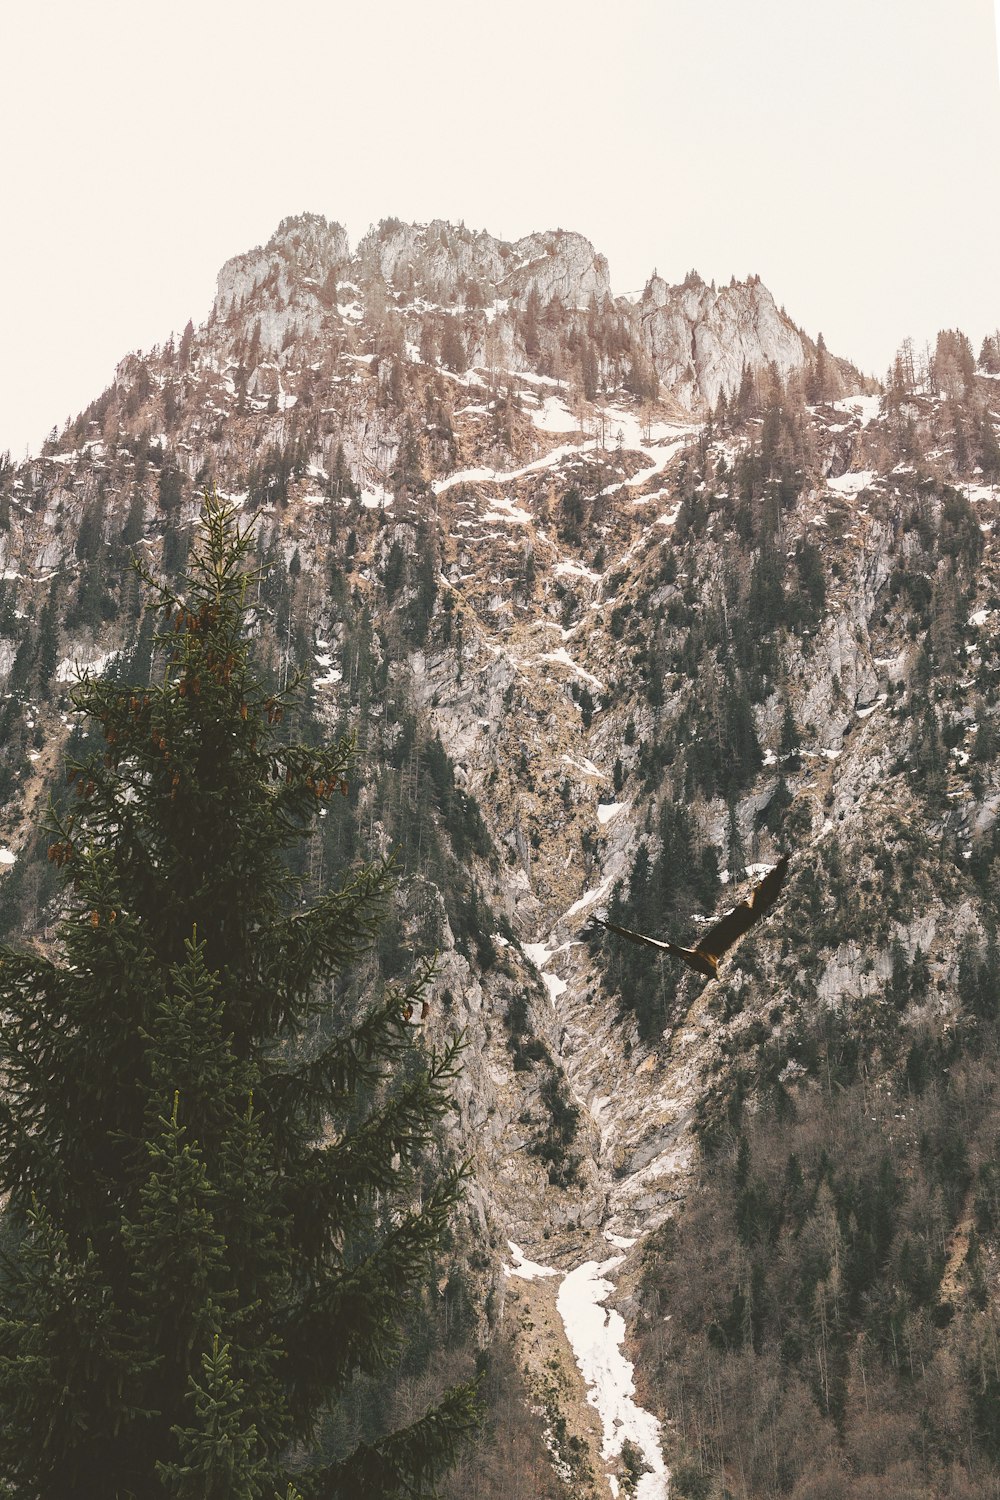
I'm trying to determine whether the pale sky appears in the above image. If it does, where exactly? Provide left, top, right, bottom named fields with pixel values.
left=2, top=0, right=998, bottom=458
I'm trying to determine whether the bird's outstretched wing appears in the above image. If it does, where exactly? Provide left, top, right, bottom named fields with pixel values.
left=591, top=918, right=717, bottom=978
left=592, top=855, right=790, bottom=980
left=695, top=855, right=790, bottom=964
left=592, top=916, right=673, bottom=956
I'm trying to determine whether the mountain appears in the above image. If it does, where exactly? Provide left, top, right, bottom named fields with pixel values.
left=0, top=214, right=999, bottom=1498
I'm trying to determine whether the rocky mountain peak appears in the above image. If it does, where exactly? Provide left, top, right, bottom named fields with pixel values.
left=351, top=218, right=612, bottom=314
left=212, top=212, right=350, bottom=322
left=504, top=229, right=611, bottom=308
left=636, top=269, right=812, bottom=405
left=203, top=214, right=848, bottom=414
left=354, top=217, right=507, bottom=301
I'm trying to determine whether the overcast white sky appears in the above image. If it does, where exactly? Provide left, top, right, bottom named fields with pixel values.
left=2, top=0, right=998, bottom=458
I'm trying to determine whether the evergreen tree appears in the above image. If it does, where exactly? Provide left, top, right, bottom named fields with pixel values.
left=392, top=416, right=424, bottom=498
left=159, top=454, right=185, bottom=515
left=808, top=332, right=829, bottom=403
left=178, top=318, right=195, bottom=369
left=521, top=285, right=541, bottom=360
left=0, top=499, right=478, bottom=1498
left=979, top=332, right=1000, bottom=374
left=438, top=317, right=467, bottom=375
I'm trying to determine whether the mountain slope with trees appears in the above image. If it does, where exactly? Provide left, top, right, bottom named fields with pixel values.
left=0, top=217, right=997, bottom=1496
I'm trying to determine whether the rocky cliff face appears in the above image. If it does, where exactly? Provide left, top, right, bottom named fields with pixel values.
left=352, top=220, right=612, bottom=310
left=202, top=213, right=848, bottom=409
left=214, top=213, right=351, bottom=316
left=1, top=217, right=996, bottom=1497
left=636, top=271, right=814, bottom=405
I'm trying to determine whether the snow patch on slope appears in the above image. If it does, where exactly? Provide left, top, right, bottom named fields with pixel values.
left=505, top=1242, right=559, bottom=1280
left=557, top=1257, right=669, bottom=1499
left=826, top=469, right=875, bottom=496
left=832, top=395, right=882, bottom=427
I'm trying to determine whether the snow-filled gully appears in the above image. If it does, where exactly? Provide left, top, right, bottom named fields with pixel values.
left=558, top=1255, right=669, bottom=1499
left=506, top=1242, right=669, bottom=1497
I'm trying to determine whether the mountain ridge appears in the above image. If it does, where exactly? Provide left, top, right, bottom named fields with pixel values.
left=197, top=210, right=865, bottom=413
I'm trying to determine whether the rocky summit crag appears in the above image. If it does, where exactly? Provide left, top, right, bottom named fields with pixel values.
left=1, top=214, right=999, bottom=1497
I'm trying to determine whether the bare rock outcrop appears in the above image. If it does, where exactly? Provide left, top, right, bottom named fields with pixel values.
left=636, top=271, right=810, bottom=405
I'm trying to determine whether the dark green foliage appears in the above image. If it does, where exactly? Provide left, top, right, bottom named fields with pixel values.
left=598, top=800, right=719, bottom=1041
left=0, top=582, right=18, bottom=639
left=0, top=501, right=478, bottom=1498
left=682, top=667, right=762, bottom=799
left=909, top=703, right=948, bottom=805
left=245, top=436, right=309, bottom=509
left=529, top=1071, right=582, bottom=1188
left=36, top=585, right=62, bottom=697
left=557, top=485, right=586, bottom=546
left=324, top=442, right=360, bottom=504
left=439, top=318, right=467, bottom=375
left=423, top=734, right=491, bottom=864
left=789, top=537, right=826, bottom=632
left=158, top=456, right=185, bottom=515
left=521, top=286, right=541, bottom=360
left=505, top=990, right=548, bottom=1072
left=958, top=932, right=1000, bottom=1021
left=121, top=486, right=146, bottom=552
left=393, top=417, right=425, bottom=496
left=383, top=539, right=406, bottom=601
left=162, top=522, right=191, bottom=579
left=939, top=489, right=983, bottom=574
left=407, top=527, right=438, bottom=647
left=67, top=499, right=119, bottom=630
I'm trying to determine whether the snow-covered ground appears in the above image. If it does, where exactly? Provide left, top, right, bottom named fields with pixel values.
left=432, top=439, right=598, bottom=496
left=557, top=1257, right=669, bottom=1499
left=482, top=494, right=532, bottom=524
left=56, top=648, right=120, bottom=682
left=826, top=469, right=875, bottom=496
left=542, top=972, right=568, bottom=1005
left=505, top=1241, right=559, bottom=1280
left=532, top=395, right=579, bottom=433
left=521, top=940, right=571, bottom=1006
left=563, top=872, right=617, bottom=922
left=432, top=400, right=697, bottom=503
left=718, top=859, right=781, bottom=885
left=507, top=1228, right=670, bottom=1496
left=522, top=940, right=555, bottom=970
left=539, top=647, right=605, bottom=691
left=831, top=394, right=882, bottom=427
left=360, top=485, right=393, bottom=510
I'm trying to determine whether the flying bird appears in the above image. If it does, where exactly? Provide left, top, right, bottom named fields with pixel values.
left=593, top=855, right=790, bottom=979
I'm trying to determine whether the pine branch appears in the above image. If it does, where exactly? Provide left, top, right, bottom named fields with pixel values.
left=281, top=1169, right=467, bottom=1411
left=266, top=861, right=392, bottom=1002
left=260, top=962, right=444, bottom=1123
left=280, top=1038, right=467, bottom=1258
left=304, top=1379, right=483, bottom=1500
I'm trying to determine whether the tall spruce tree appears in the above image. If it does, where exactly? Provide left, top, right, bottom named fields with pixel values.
left=0, top=499, right=478, bottom=1498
